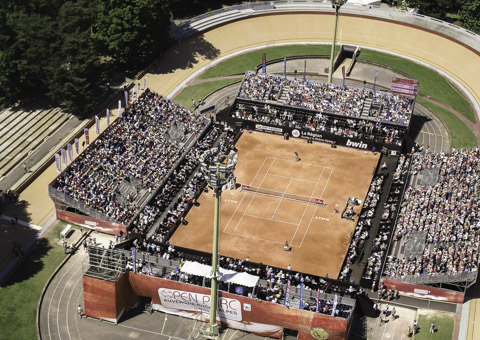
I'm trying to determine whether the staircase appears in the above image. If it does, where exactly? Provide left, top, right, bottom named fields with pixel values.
left=360, top=97, right=372, bottom=118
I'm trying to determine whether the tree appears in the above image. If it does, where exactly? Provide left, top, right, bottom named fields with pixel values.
left=47, top=0, right=102, bottom=113
left=93, top=0, right=171, bottom=68
left=460, top=0, right=480, bottom=33
left=405, top=0, right=460, bottom=20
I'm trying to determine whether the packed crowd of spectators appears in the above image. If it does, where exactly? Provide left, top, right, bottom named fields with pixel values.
left=370, top=92, right=415, bottom=125
left=363, top=155, right=410, bottom=288
left=233, top=102, right=404, bottom=146
left=385, top=148, right=480, bottom=279
left=339, top=175, right=385, bottom=282
left=129, top=240, right=359, bottom=317
left=53, top=90, right=208, bottom=224
left=237, top=71, right=414, bottom=126
left=130, top=126, right=235, bottom=240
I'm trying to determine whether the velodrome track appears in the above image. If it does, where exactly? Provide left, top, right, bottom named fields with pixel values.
left=27, top=5, right=479, bottom=339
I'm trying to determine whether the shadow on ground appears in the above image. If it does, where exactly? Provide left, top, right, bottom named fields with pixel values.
left=409, top=112, right=432, bottom=141
left=0, top=198, right=47, bottom=286
left=150, top=35, right=220, bottom=75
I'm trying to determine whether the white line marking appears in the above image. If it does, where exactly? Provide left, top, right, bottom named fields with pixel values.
left=223, top=230, right=300, bottom=247
left=271, top=177, right=292, bottom=218
left=320, top=168, right=333, bottom=198
left=244, top=213, right=298, bottom=225
left=161, top=313, right=168, bottom=334
left=1, top=214, right=41, bottom=230
left=266, top=173, right=317, bottom=184
left=228, top=330, right=238, bottom=340
left=298, top=169, right=334, bottom=247
left=270, top=156, right=332, bottom=169
left=66, top=275, right=84, bottom=340
left=290, top=168, right=325, bottom=245
left=233, top=159, right=275, bottom=234
left=248, top=157, right=268, bottom=186
left=223, top=192, right=247, bottom=233
left=47, top=252, right=82, bottom=340
left=117, top=323, right=186, bottom=339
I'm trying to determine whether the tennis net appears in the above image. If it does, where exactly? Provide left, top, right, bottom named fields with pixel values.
left=241, top=184, right=325, bottom=205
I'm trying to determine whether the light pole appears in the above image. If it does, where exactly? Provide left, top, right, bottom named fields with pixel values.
left=328, top=0, right=347, bottom=84
left=200, top=149, right=237, bottom=339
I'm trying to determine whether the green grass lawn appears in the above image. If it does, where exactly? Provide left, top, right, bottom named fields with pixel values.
left=173, top=78, right=243, bottom=109
left=0, top=221, right=69, bottom=340
left=199, top=45, right=332, bottom=79
left=199, top=44, right=475, bottom=125
left=358, top=50, right=475, bottom=123
left=415, top=310, right=455, bottom=340
left=417, top=97, right=477, bottom=149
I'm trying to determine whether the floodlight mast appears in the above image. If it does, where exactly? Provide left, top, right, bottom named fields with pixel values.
left=328, top=0, right=347, bottom=84
left=200, top=152, right=236, bottom=340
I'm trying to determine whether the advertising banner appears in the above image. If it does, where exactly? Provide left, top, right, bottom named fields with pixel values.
left=84, top=128, right=90, bottom=146
left=74, top=138, right=79, bottom=154
left=158, top=288, right=242, bottom=321
left=262, top=53, right=266, bottom=74
left=299, top=282, right=305, bottom=309
left=342, top=66, right=346, bottom=88
left=253, top=123, right=283, bottom=135
left=283, top=56, right=287, bottom=78
left=236, top=118, right=401, bottom=151
left=118, top=100, right=122, bottom=118
left=55, top=153, right=61, bottom=173
left=67, top=143, right=73, bottom=161
left=61, top=148, right=67, bottom=166
left=95, top=115, right=100, bottom=135
left=106, top=108, right=110, bottom=127
left=284, top=278, right=291, bottom=308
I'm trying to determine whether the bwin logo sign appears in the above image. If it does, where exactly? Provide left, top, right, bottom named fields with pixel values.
left=346, top=139, right=368, bottom=149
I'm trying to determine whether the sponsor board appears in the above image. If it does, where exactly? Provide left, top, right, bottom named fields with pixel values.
left=158, top=288, right=242, bottom=321
left=345, top=139, right=368, bottom=150
left=254, top=124, right=283, bottom=135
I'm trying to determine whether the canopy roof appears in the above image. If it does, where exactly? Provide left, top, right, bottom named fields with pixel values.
left=180, top=261, right=259, bottom=287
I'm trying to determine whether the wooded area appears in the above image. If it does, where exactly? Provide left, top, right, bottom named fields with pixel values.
left=0, top=0, right=478, bottom=116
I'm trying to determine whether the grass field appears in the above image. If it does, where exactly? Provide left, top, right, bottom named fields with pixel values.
left=173, top=78, right=242, bottom=109
left=417, top=97, right=477, bottom=149
left=358, top=50, right=475, bottom=123
left=199, top=45, right=332, bottom=79
left=0, top=221, right=69, bottom=340
left=415, top=310, right=455, bottom=340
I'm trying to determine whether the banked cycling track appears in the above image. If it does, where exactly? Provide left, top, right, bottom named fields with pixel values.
left=38, top=3, right=480, bottom=340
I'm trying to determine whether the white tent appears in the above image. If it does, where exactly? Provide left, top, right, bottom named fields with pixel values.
left=180, top=261, right=260, bottom=288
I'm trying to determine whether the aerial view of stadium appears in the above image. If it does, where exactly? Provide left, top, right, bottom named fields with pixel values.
left=1, top=1, right=480, bottom=340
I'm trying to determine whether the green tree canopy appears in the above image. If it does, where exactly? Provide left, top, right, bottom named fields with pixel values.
left=93, top=0, right=171, bottom=68
left=460, top=0, right=480, bottom=33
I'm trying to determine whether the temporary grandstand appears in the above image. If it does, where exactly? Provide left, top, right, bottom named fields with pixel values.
left=230, top=71, right=415, bottom=151
left=48, top=89, right=211, bottom=236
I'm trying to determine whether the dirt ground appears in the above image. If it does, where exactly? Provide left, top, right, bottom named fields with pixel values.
left=170, top=131, right=379, bottom=277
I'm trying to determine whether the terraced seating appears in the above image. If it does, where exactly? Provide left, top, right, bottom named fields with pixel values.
left=0, top=107, right=70, bottom=176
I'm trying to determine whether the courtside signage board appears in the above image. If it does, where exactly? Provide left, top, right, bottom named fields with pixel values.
left=391, top=77, right=419, bottom=96
left=158, top=288, right=242, bottom=321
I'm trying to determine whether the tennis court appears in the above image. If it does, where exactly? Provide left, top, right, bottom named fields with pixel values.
left=170, top=131, right=379, bottom=277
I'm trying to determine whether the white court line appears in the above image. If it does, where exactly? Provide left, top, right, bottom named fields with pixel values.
left=223, top=192, right=247, bottom=233
left=320, top=168, right=333, bottom=199
left=270, top=156, right=333, bottom=170
left=290, top=167, right=325, bottom=246
left=224, top=156, right=268, bottom=233
left=244, top=213, right=298, bottom=226
left=266, top=173, right=317, bottom=184
left=223, top=230, right=299, bottom=247
left=298, top=168, right=334, bottom=248
left=249, top=157, right=269, bottom=186
left=233, top=159, right=276, bottom=234
left=271, top=177, right=292, bottom=219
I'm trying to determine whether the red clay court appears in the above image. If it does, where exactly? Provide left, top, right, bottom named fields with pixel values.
left=170, top=131, right=379, bottom=277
